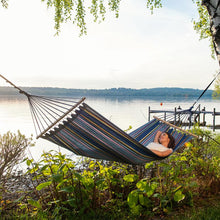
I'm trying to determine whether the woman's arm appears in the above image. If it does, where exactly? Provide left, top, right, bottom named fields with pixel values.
left=150, top=148, right=173, bottom=157
left=154, top=131, right=162, bottom=143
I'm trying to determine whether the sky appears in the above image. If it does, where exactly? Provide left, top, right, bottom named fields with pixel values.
left=0, top=0, right=219, bottom=90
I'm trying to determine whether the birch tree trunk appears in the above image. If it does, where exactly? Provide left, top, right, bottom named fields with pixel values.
left=203, top=0, right=220, bottom=65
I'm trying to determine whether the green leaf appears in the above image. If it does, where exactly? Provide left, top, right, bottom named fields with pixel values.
left=136, top=181, right=157, bottom=197
left=26, top=159, right=33, bottom=166
left=136, top=180, right=146, bottom=191
left=57, top=179, right=68, bottom=189
left=27, top=199, right=42, bottom=209
left=174, top=190, right=185, bottom=203
left=145, top=161, right=153, bottom=169
left=59, top=164, right=68, bottom=172
left=180, top=156, right=187, bottom=161
left=36, top=181, right=52, bottom=191
left=19, top=204, right=27, bottom=209
left=52, top=173, right=63, bottom=182
left=139, top=193, right=144, bottom=206
left=152, top=193, right=160, bottom=198
left=123, top=174, right=138, bottom=183
left=127, top=190, right=139, bottom=208
left=39, top=164, right=49, bottom=172
left=60, top=186, right=74, bottom=193
left=89, top=161, right=95, bottom=169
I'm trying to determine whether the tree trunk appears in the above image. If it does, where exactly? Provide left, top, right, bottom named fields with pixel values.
left=203, top=0, right=220, bottom=65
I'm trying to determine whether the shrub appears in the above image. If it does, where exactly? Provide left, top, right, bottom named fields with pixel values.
left=0, top=131, right=34, bottom=178
left=21, top=151, right=137, bottom=219
left=126, top=127, right=220, bottom=216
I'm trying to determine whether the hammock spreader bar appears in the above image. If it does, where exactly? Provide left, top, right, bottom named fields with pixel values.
left=153, top=116, right=198, bottom=138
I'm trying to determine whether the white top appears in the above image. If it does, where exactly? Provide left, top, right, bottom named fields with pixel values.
left=146, top=142, right=173, bottom=152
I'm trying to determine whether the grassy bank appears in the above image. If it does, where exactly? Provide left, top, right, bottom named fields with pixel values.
left=167, top=195, right=220, bottom=220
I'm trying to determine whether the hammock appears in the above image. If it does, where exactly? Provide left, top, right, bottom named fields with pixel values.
left=41, top=102, right=195, bottom=164
left=0, top=75, right=197, bottom=164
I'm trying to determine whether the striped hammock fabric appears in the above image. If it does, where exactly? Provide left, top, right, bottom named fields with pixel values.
left=42, top=103, right=193, bottom=164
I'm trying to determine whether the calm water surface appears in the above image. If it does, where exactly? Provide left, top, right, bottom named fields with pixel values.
left=1, top=95, right=220, bottom=163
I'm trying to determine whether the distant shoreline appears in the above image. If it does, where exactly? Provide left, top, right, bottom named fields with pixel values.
left=0, top=86, right=214, bottom=100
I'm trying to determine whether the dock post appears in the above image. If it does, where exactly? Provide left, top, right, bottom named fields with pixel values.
left=174, top=107, right=176, bottom=125
left=198, top=105, right=200, bottom=125
left=148, top=106, right=150, bottom=122
left=203, top=107, right=206, bottom=125
left=178, top=112, right=180, bottom=124
left=213, top=108, right=216, bottom=131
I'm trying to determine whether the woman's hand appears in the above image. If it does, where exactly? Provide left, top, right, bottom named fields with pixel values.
left=154, top=131, right=162, bottom=143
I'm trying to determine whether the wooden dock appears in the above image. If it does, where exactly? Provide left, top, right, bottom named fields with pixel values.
left=148, top=104, right=220, bottom=131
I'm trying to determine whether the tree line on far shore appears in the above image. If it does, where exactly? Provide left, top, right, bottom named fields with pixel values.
left=0, top=86, right=214, bottom=99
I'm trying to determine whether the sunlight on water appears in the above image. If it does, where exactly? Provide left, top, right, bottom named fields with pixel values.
left=1, top=96, right=220, bottom=164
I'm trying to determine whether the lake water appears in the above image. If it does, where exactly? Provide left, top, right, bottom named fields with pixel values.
left=1, top=95, right=220, bottom=164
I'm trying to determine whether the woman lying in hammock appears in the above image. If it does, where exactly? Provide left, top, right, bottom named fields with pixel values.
left=147, top=131, right=175, bottom=157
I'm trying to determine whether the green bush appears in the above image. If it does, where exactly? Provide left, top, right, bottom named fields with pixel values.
left=18, top=152, right=137, bottom=219
left=0, top=127, right=219, bottom=219
left=126, top=127, right=220, bottom=217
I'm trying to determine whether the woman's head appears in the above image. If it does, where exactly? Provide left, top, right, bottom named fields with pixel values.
left=159, top=132, right=175, bottom=149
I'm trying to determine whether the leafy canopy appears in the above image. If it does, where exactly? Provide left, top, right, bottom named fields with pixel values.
left=1, top=0, right=8, bottom=8
left=192, top=0, right=214, bottom=58
left=41, top=0, right=121, bottom=36
left=0, top=1, right=211, bottom=41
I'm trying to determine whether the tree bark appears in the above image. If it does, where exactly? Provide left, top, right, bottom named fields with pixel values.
left=203, top=0, right=220, bottom=65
